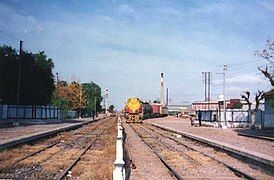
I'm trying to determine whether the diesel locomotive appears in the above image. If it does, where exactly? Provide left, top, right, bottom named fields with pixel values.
left=124, top=97, right=167, bottom=123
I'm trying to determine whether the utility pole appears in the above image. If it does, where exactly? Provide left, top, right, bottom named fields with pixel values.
left=79, top=84, right=82, bottom=119
left=56, top=72, right=59, bottom=85
left=223, top=64, right=227, bottom=128
left=202, top=72, right=207, bottom=105
left=208, top=72, right=211, bottom=110
left=105, top=88, right=108, bottom=115
left=94, top=97, right=97, bottom=116
left=16, top=40, right=23, bottom=105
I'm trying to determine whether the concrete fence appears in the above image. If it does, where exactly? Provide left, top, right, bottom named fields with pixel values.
left=197, top=109, right=265, bottom=127
left=113, top=116, right=125, bottom=180
left=0, top=104, right=60, bottom=120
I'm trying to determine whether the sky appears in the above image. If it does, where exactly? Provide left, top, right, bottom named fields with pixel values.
left=0, top=0, right=273, bottom=109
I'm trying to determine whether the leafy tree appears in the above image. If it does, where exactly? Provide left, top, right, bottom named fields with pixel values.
left=52, top=82, right=86, bottom=111
left=0, top=45, right=55, bottom=105
left=0, top=45, right=18, bottom=104
left=82, top=82, right=103, bottom=113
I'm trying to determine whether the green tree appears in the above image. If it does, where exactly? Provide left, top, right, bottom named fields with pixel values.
left=82, top=82, right=103, bottom=114
left=0, top=45, right=18, bottom=104
left=0, top=45, right=55, bottom=105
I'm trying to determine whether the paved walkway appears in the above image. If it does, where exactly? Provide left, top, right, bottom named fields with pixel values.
left=146, top=116, right=274, bottom=157
left=0, top=115, right=104, bottom=150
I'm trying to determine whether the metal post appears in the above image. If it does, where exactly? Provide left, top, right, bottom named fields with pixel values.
left=94, top=97, right=97, bottom=116
left=105, top=88, right=108, bottom=115
left=79, top=84, right=82, bottom=119
left=223, top=64, right=227, bottom=128
left=16, top=40, right=23, bottom=105
left=208, top=72, right=211, bottom=110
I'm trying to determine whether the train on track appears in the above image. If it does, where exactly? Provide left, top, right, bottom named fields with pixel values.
left=124, top=97, right=167, bottom=123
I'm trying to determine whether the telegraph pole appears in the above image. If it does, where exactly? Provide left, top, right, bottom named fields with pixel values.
left=223, top=64, right=227, bottom=128
left=94, top=97, right=97, bottom=116
left=79, top=84, right=82, bottom=119
left=208, top=72, right=211, bottom=109
left=16, top=40, right=23, bottom=105
left=105, top=88, right=108, bottom=115
left=202, top=72, right=207, bottom=104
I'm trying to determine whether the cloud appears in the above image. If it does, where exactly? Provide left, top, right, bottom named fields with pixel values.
left=118, top=4, right=134, bottom=14
left=257, top=1, right=274, bottom=12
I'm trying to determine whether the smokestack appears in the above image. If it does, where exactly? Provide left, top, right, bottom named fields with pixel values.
left=160, top=73, right=164, bottom=105
left=166, top=88, right=168, bottom=106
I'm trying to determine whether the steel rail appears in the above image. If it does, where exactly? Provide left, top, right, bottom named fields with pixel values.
left=144, top=124, right=258, bottom=180
left=10, top=118, right=110, bottom=169
left=56, top=119, right=116, bottom=180
left=138, top=124, right=201, bottom=166
left=129, top=124, right=183, bottom=180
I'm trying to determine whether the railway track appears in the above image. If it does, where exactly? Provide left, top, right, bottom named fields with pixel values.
left=0, top=117, right=117, bottom=179
left=129, top=123, right=273, bottom=179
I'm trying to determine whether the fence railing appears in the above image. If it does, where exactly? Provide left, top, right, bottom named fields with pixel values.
left=0, top=104, right=60, bottom=120
left=197, top=109, right=265, bottom=125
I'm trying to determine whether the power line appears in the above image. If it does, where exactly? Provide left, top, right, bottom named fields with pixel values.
left=0, top=30, right=20, bottom=41
left=0, top=34, right=18, bottom=47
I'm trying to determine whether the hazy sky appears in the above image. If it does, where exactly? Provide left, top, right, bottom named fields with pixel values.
left=1, top=0, right=273, bottom=109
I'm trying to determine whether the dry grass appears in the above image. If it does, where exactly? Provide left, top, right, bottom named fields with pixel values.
left=0, top=117, right=117, bottom=178
left=71, top=118, right=117, bottom=179
left=41, top=148, right=79, bottom=173
left=161, top=150, right=196, bottom=171
left=19, top=146, right=62, bottom=167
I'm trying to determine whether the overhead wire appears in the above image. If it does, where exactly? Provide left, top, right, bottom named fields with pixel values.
left=0, top=30, right=20, bottom=41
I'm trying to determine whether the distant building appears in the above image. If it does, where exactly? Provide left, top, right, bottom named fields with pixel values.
left=167, top=104, right=192, bottom=115
left=192, top=101, right=219, bottom=111
left=192, top=99, right=264, bottom=112
left=264, top=90, right=274, bottom=128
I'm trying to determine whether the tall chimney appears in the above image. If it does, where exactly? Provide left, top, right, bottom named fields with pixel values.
left=160, top=73, right=164, bottom=105
left=166, top=88, right=168, bottom=106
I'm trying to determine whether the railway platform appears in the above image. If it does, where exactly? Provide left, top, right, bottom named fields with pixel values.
left=145, top=116, right=274, bottom=169
left=0, top=115, right=105, bottom=151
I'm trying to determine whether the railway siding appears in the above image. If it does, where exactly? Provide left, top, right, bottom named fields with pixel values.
left=122, top=121, right=174, bottom=180
left=147, top=122, right=274, bottom=170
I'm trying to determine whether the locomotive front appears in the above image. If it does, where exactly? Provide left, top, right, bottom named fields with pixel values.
left=124, top=97, right=142, bottom=123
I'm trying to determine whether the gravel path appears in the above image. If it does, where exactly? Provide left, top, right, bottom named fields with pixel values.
left=146, top=116, right=274, bottom=157
left=123, top=122, right=174, bottom=180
